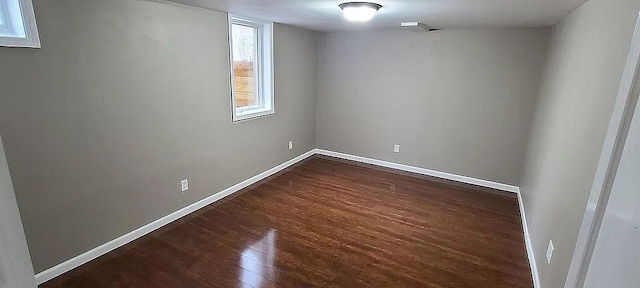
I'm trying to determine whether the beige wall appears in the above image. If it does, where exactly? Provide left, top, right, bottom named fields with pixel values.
left=0, top=0, right=317, bottom=273
left=519, top=0, right=640, bottom=287
left=316, top=28, right=550, bottom=185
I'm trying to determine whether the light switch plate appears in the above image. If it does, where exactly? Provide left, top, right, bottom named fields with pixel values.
left=546, top=240, right=554, bottom=264
left=181, top=179, right=189, bottom=192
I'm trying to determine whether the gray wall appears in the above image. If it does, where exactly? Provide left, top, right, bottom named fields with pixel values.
left=316, top=28, right=550, bottom=185
left=0, top=136, right=37, bottom=288
left=0, top=0, right=317, bottom=273
left=519, top=0, right=640, bottom=287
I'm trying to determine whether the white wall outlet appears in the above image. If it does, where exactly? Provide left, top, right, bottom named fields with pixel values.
left=394, top=144, right=400, bottom=153
left=546, top=240, right=555, bottom=264
left=288, top=141, right=293, bottom=150
left=181, top=179, right=189, bottom=192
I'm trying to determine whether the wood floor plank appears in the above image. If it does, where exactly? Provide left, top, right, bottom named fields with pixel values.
left=40, top=156, right=532, bottom=288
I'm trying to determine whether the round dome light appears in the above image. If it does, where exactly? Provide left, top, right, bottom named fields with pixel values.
left=339, top=2, right=382, bottom=22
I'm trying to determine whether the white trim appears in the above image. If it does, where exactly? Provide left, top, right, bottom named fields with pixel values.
left=314, top=149, right=520, bottom=193
left=35, top=149, right=316, bottom=285
left=516, top=188, right=541, bottom=288
left=564, top=12, right=640, bottom=288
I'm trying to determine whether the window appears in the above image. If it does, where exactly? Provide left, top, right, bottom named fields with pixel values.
left=0, top=6, right=6, bottom=27
left=0, top=0, right=40, bottom=48
left=229, top=15, right=274, bottom=122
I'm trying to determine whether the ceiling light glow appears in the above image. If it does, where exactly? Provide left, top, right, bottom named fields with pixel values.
left=339, top=2, right=382, bottom=22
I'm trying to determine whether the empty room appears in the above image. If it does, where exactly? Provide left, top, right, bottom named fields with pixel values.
left=2, top=0, right=640, bottom=287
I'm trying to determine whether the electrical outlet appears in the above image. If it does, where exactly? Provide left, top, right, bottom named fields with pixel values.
left=181, top=179, right=189, bottom=192
left=394, top=144, right=400, bottom=153
left=546, top=240, right=554, bottom=264
left=288, top=141, right=293, bottom=150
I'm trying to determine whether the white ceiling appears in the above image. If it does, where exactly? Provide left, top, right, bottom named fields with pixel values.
left=169, top=0, right=588, bottom=32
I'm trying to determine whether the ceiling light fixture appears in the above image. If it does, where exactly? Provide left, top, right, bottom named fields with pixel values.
left=339, top=2, right=382, bottom=22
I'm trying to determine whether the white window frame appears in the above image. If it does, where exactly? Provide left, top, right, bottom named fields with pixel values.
left=228, top=14, right=274, bottom=122
left=0, top=0, right=40, bottom=48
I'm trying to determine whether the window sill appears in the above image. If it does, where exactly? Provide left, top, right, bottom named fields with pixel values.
left=0, top=36, right=41, bottom=48
left=233, top=108, right=274, bottom=122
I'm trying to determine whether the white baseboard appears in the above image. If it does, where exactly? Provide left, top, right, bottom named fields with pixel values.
left=516, top=189, right=541, bottom=288
left=35, top=149, right=316, bottom=285
left=314, top=149, right=520, bottom=193
left=36, top=148, right=539, bottom=287
left=314, top=148, right=539, bottom=287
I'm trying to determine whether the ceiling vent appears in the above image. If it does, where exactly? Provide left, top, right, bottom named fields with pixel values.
left=400, top=22, right=438, bottom=32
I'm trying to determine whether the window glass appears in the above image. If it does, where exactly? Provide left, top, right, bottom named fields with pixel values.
left=231, top=24, right=258, bottom=109
left=0, top=1, right=7, bottom=28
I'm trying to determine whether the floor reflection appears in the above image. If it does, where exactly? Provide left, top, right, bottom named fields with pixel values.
left=239, top=229, right=276, bottom=287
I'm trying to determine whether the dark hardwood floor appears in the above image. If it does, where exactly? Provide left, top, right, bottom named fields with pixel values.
left=40, top=156, right=532, bottom=288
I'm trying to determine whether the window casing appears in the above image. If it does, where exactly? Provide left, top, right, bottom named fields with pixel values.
left=0, top=0, right=40, bottom=48
left=229, top=15, right=274, bottom=122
